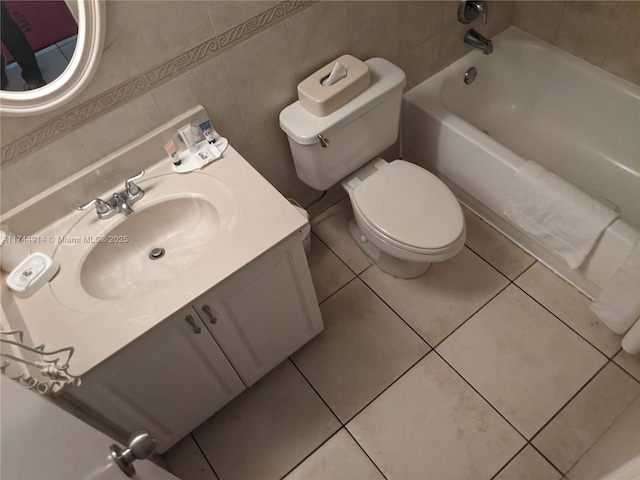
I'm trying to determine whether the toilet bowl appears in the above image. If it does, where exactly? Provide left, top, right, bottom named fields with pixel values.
left=279, top=57, right=466, bottom=278
left=342, top=158, right=465, bottom=278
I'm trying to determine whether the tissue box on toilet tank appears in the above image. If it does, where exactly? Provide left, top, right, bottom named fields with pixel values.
left=297, top=55, right=370, bottom=117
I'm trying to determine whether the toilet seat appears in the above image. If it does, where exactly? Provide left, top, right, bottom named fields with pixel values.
left=351, top=160, right=464, bottom=254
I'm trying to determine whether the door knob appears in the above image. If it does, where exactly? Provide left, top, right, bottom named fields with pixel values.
left=110, top=431, right=157, bottom=477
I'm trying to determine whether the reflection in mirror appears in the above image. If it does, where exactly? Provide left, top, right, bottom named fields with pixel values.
left=0, top=0, right=104, bottom=116
left=1, top=0, right=78, bottom=92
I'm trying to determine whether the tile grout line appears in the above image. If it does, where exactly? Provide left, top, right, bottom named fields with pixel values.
left=431, top=281, right=511, bottom=350
left=510, top=258, right=538, bottom=283
left=357, top=276, right=434, bottom=350
left=614, top=357, right=640, bottom=385
left=529, top=357, right=640, bottom=470
left=528, top=359, right=611, bottom=446
left=341, top=351, right=431, bottom=427
left=310, top=229, right=363, bottom=278
left=317, top=275, right=359, bottom=307
left=277, top=427, right=343, bottom=480
left=342, top=427, right=389, bottom=480
left=462, top=242, right=520, bottom=284
left=188, top=432, right=222, bottom=480
left=528, top=442, right=568, bottom=478
left=512, top=282, right=615, bottom=360
left=435, top=345, right=623, bottom=478
left=311, top=226, right=372, bottom=279
left=285, top=358, right=389, bottom=480
left=561, top=382, right=640, bottom=477
left=288, top=357, right=343, bottom=424
left=432, top=350, right=528, bottom=443
left=279, top=359, right=342, bottom=478
left=488, top=443, right=529, bottom=480
left=289, top=351, right=432, bottom=479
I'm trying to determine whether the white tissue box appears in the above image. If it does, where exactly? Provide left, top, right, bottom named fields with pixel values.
left=297, top=54, right=370, bottom=117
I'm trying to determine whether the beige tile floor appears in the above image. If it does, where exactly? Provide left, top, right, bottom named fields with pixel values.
left=164, top=201, right=640, bottom=480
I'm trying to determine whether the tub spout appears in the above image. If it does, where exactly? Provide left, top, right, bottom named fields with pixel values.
left=464, top=29, right=493, bottom=55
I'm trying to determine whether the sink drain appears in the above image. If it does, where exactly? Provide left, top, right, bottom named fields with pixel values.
left=149, top=247, right=165, bottom=260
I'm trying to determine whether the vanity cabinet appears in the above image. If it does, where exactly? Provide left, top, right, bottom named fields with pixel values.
left=67, top=234, right=323, bottom=452
left=68, top=304, right=246, bottom=452
left=193, top=234, right=323, bottom=385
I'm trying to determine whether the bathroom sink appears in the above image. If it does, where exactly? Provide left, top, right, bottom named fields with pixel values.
left=80, top=197, right=219, bottom=300
left=50, top=172, right=237, bottom=311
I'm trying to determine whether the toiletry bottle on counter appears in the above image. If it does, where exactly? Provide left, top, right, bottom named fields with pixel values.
left=178, top=123, right=200, bottom=153
left=164, top=139, right=181, bottom=166
left=0, top=231, right=30, bottom=273
left=199, top=120, right=220, bottom=145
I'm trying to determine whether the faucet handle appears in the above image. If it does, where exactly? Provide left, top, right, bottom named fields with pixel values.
left=78, top=198, right=116, bottom=219
left=458, top=0, right=488, bottom=25
left=474, top=1, right=487, bottom=25
left=78, top=198, right=111, bottom=214
left=124, top=170, right=145, bottom=200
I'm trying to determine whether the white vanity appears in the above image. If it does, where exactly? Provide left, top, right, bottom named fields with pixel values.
left=1, top=107, right=323, bottom=453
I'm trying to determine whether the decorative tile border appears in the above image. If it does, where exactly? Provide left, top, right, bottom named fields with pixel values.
left=1, top=74, right=149, bottom=165
left=1, top=0, right=319, bottom=165
left=218, top=3, right=287, bottom=51
left=145, top=36, right=220, bottom=88
left=283, top=0, right=320, bottom=17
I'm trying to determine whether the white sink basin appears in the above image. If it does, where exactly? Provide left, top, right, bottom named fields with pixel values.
left=81, top=197, right=219, bottom=300
left=50, top=172, right=237, bottom=311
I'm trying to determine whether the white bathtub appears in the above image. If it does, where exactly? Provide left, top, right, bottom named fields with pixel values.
left=403, top=27, right=639, bottom=298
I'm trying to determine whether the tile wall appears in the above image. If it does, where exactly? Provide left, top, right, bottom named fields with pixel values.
left=0, top=0, right=515, bottom=214
left=514, top=0, right=640, bottom=85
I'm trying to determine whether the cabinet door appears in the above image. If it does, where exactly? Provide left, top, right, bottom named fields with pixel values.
left=68, top=306, right=245, bottom=453
left=194, top=235, right=323, bottom=386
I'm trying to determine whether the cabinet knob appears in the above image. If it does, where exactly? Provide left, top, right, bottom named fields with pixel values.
left=185, top=314, right=202, bottom=334
left=202, top=304, right=217, bottom=324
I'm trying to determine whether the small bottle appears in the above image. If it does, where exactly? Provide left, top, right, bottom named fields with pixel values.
left=164, top=139, right=181, bottom=166
left=198, top=120, right=219, bottom=145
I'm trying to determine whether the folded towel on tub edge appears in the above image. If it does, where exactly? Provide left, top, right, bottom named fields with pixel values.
left=504, top=161, right=619, bottom=269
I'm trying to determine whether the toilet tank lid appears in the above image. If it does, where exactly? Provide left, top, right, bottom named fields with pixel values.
left=279, top=58, right=406, bottom=146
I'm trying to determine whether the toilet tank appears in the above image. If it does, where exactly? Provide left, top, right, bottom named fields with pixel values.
left=279, top=58, right=407, bottom=191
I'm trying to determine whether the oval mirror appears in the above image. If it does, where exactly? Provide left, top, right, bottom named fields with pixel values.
left=0, top=0, right=105, bottom=116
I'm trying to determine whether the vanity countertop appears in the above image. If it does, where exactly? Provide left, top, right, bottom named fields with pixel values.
left=1, top=145, right=307, bottom=376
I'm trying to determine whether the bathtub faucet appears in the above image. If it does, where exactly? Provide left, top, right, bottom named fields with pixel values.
left=464, top=29, right=493, bottom=55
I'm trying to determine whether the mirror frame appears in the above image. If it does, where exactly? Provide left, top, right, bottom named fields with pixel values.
left=0, top=0, right=106, bottom=117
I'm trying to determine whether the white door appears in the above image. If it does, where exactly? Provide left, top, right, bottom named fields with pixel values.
left=1, top=376, right=178, bottom=480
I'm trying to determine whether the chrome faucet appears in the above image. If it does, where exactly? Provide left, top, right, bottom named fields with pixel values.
left=78, top=171, right=145, bottom=219
left=464, top=29, right=493, bottom=55
left=111, top=192, right=135, bottom=217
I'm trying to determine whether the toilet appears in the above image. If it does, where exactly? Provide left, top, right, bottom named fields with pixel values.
left=279, top=58, right=465, bottom=278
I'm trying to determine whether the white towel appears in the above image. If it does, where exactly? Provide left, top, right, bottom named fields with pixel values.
left=622, top=319, right=640, bottom=354
left=590, top=241, right=640, bottom=335
left=504, top=161, right=619, bottom=269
